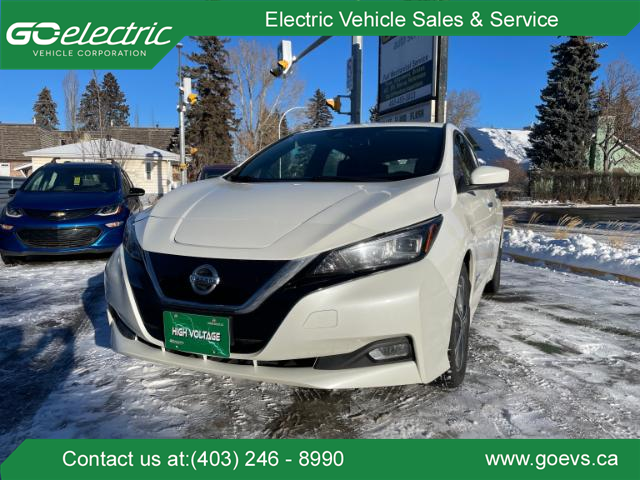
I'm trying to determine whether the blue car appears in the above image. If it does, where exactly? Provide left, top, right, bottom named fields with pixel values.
left=0, top=162, right=144, bottom=264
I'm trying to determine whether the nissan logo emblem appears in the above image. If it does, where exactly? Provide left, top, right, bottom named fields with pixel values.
left=189, top=264, right=220, bottom=295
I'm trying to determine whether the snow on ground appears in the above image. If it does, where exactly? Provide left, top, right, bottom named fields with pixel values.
left=465, top=127, right=531, bottom=165
left=503, top=227, right=640, bottom=279
left=1, top=257, right=639, bottom=461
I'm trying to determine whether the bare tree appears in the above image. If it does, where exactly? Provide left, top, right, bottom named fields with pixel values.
left=63, top=71, right=79, bottom=140
left=228, top=39, right=304, bottom=160
left=594, top=59, right=640, bottom=172
left=446, top=90, right=481, bottom=128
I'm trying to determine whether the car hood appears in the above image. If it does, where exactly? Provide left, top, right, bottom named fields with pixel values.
left=140, top=176, right=445, bottom=260
left=10, top=191, right=121, bottom=210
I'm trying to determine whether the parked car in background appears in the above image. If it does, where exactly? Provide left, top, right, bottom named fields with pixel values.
left=0, top=162, right=144, bottom=264
left=106, top=124, right=508, bottom=389
left=197, top=164, right=236, bottom=181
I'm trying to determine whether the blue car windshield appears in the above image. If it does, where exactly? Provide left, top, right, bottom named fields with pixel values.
left=22, top=167, right=118, bottom=193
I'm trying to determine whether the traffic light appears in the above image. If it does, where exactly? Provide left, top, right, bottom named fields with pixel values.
left=326, top=96, right=342, bottom=113
left=187, top=93, right=197, bottom=105
left=270, top=40, right=293, bottom=77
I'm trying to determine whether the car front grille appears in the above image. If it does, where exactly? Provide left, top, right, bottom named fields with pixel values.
left=17, top=227, right=102, bottom=248
left=23, top=208, right=97, bottom=221
left=147, top=252, right=288, bottom=306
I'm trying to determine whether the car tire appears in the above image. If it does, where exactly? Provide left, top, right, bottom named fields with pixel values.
left=483, top=246, right=502, bottom=295
left=1, top=253, right=21, bottom=265
left=440, top=264, right=471, bottom=388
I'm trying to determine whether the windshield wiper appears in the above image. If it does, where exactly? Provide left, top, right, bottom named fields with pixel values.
left=309, top=175, right=391, bottom=182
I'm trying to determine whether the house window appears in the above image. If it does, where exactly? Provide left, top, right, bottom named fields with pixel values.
left=145, top=161, right=153, bottom=180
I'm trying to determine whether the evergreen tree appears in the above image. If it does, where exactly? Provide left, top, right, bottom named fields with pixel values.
left=305, top=89, right=333, bottom=129
left=77, top=78, right=104, bottom=131
left=183, top=36, right=237, bottom=165
left=33, top=87, right=59, bottom=129
left=101, top=72, right=130, bottom=127
left=527, top=37, right=605, bottom=170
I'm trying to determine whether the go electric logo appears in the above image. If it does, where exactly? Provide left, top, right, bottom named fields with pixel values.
left=5, top=21, right=174, bottom=59
left=6, top=21, right=172, bottom=46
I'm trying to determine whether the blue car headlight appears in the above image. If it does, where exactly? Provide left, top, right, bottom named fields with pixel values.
left=96, top=204, right=122, bottom=216
left=123, top=215, right=143, bottom=261
left=4, top=204, right=23, bottom=218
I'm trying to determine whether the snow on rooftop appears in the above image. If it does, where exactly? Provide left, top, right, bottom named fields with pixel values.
left=466, top=127, right=531, bottom=166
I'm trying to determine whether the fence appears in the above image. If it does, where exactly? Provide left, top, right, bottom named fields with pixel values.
left=0, top=176, right=25, bottom=209
left=530, top=171, right=640, bottom=204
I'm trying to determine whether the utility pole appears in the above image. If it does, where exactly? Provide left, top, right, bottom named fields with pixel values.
left=434, top=36, right=449, bottom=123
left=350, top=36, right=363, bottom=124
left=177, top=42, right=187, bottom=187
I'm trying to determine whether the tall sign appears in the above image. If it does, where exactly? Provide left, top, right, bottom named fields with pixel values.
left=377, top=36, right=446, bottom=123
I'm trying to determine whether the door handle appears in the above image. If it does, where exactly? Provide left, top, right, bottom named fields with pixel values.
left=487, top=201, right=494, bottom=208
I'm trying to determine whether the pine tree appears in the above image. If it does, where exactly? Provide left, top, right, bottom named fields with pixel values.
left=33, top=87, right=59, bottom=129
left=77, top=78, right=104, bottom=131
left=527, top=36, right=605, bottom=170
left=183, top=36, right=237, bottom=165
left=101, top=72, right=130, bottom=127
left=305, top=89, right=333, bottom=129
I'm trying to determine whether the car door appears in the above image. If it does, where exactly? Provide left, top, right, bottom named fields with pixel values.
left=453, top=132, right=494, bottom=289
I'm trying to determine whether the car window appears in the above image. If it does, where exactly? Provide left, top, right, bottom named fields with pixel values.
left=453, top=133, right=472, bottom=190
left=228, top=127, right=445, bottom=182
left=121, top=171, right=133, bottom=194
left=22, top=167, right=117, bottom=193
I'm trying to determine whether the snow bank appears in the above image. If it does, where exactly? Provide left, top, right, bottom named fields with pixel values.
left=503, top=228, right=640, bottom=279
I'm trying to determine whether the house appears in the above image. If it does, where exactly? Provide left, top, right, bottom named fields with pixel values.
left=0, top=124, right=60, bottom=177
left=22, top=138, right=180, bottom=196
left=0, top=123, right=177, bottom=177
left=588, top=117, right=640, bottom=174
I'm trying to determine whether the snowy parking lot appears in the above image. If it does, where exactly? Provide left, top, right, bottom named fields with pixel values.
left=1, top=256, right=639, bottom=459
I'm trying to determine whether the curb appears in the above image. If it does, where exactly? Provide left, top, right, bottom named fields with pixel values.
left=503, top=252, right=640, bottom=286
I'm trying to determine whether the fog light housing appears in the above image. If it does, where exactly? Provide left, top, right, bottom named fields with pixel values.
left=369, top=339, right=411, bottom=362
left=0, top=224, right=13, bottom=231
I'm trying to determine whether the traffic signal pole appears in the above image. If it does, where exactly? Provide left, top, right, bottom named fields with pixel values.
left=350, top=36, right=363, bottom=124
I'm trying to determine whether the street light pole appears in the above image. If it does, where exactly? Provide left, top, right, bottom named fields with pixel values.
left=278, top=106, right=305, bottom=139
left=177, top=43, right=186, bottom=187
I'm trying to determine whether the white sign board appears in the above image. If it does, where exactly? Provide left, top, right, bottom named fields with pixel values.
left=378, top=36, right=436, bottom=115
left=378, top=102, right=434, bottom=123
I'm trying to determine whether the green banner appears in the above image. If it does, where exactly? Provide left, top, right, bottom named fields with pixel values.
left=1, top=0, right=640, bottom=69
left=2, top=439, right=639, bottom=479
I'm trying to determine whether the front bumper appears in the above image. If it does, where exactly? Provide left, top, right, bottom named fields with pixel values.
left=105, top=246, right=455, bottom=388
left=0, top=218, right=125, bottom=256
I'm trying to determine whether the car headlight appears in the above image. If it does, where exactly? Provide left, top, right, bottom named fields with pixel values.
left=96, top=204, right=122, bottom=216
left=4, top=204, right=23, bottom=218
left=123, top=215, right=143, bottom=261
left=312, top=215, right=443, bottom=276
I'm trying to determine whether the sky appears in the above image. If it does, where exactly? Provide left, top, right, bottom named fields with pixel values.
left=0, top=30, right=639, bottom=131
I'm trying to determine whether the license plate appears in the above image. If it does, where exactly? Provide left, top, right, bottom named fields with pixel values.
left=163, top=311, right=230, bottom=358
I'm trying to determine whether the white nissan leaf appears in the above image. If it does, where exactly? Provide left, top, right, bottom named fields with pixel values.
left=105, top=123, right=508, bottom=389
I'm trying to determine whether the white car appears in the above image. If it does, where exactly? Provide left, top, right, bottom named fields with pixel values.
left=105, top=123, right=508, bottom=389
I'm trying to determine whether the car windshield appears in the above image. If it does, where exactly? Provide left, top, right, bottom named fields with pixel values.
left=203, top=169, right=229, bottom=179
left=227, top=126, right=444, bottom=182
left=22, top=166, right=118, bottom=193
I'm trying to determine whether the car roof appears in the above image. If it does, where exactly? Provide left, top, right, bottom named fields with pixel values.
left=297, top=122, right=447, bottom=135
left=40, top=162, right=120, bottom=169
left=203, top=164, right=235, bottom=170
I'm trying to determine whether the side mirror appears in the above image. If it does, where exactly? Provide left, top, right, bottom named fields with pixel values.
left=127, top=187, right=145, bottom=197
left=7, top=188, right=17, bottom=197
left=470, top=166, right=509, bottom=190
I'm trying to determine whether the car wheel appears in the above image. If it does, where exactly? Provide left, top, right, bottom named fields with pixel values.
left=1, top=253, right=22, bottom=265
left=440, top=264, right=471, bottom=388
left=483, top=245, right=502, bottom=295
